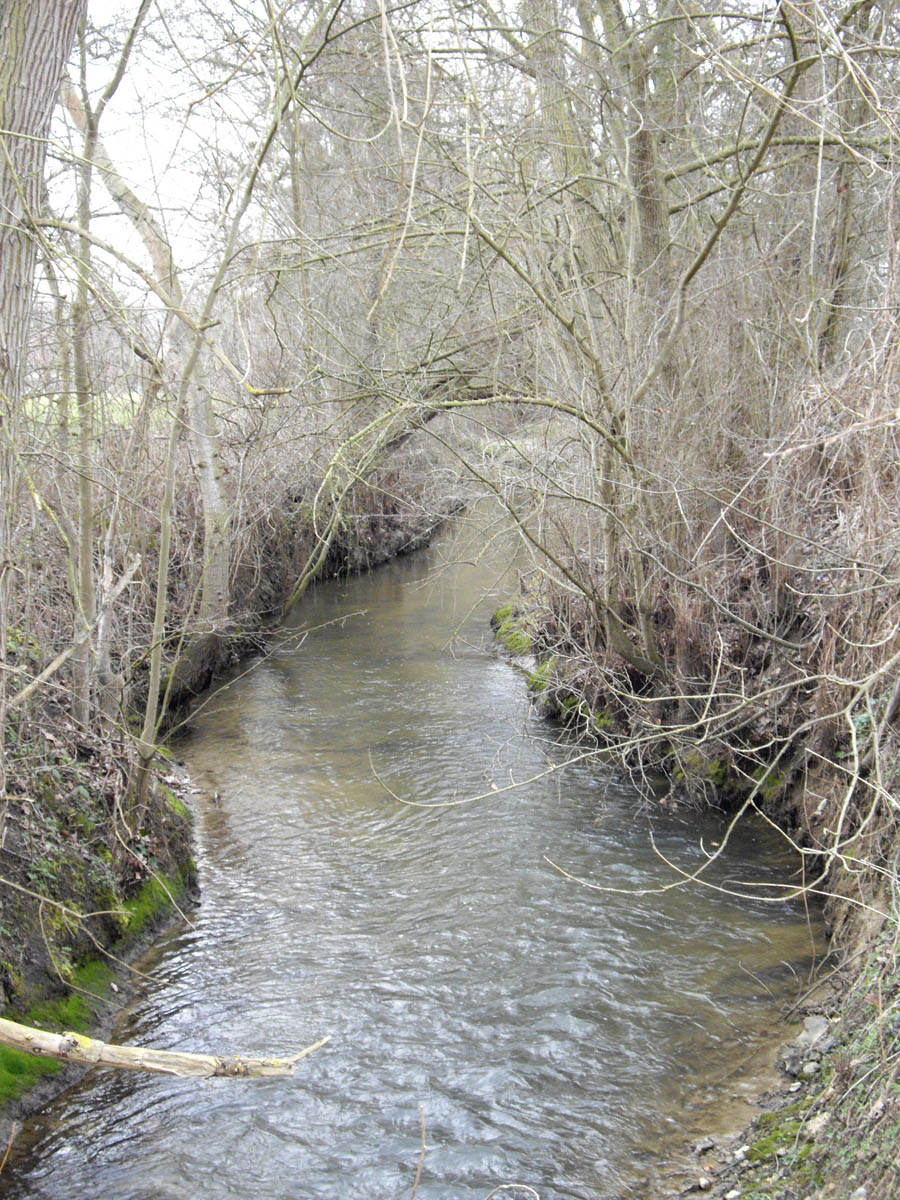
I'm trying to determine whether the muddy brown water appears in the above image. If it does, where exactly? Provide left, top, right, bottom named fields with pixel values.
left=1, top=518, right=822, bottom=1199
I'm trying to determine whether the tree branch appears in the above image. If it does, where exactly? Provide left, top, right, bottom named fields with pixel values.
left=0, top=1017, right=329, bottom=1079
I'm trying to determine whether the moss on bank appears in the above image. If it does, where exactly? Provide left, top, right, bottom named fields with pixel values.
left=492, top=593, right=900, bottom=1200
left=0, top=959, right=116, bottom=1106
left=1, top=484, right=455, bottom=1130
left=797, top=931, right=900, bottom=1200
left=120, top=867, right=191, bottom=937
left=0, top=714, right=196, bottom=1128
left=490, top=613, right=622, bottom=747
left=490, top=594, right=811, bottom=818
left=490, top=604, right=533, bottom=655
left=688, top=935, right=900, bottom=1199
left=0, top=866, right=192, bottom=1110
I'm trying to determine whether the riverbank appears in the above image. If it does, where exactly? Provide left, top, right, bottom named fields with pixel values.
left=491, top=605, right=899, bottom=1200
left=0, top=766, right=196, bottom=1151
left=0, top=475, right=457, bottom=1146
left=675, top=930, right=899, bottom=1200
left=2, top=488, right=894, bottom=1194
left=0, top=740, right=196, bottom=1108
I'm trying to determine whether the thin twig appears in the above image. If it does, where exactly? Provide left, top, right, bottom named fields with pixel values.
left=409, top=1106, right=426, bottom=1200
left=0, top=1123, right=21, bottom=1177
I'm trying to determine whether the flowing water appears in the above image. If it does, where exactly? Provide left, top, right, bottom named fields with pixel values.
left=1, top=519, right=822, bottom=1199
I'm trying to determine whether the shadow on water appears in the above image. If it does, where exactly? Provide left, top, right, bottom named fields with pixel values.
left=0, top=514, right=824, bottom=1199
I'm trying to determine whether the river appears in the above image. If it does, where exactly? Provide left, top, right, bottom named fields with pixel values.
left=1, top=516, right=822, bottom=1199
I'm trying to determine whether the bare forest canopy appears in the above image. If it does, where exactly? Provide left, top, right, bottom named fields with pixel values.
left=0, top=0, right=899, bottom=1039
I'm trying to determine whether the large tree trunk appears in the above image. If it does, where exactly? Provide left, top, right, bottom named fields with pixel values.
left=0, top=0, right=86, bottom=789
left=524, top=0, right=619, bottom=297
left=0, top=0, right=85, bottom=397
left=71, top=68, right=98, bottom=729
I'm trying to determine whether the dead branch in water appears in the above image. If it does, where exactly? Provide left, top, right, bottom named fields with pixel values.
left=0, top=1018, right=328, bottom=1078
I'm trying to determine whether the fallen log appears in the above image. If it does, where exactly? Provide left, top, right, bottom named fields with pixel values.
left=0, top=1017, right=328, bottom=1078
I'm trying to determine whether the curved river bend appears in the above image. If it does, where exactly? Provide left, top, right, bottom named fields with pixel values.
left=2, top=521, right=821, bottom=1199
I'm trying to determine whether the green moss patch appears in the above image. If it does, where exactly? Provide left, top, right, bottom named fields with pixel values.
left=0, top=1043, right=61, bottom=1106
left=527, top=658, right=554, bottom=692
left=120, top=869, right=189, bottom=937
left=490, top=604, right=533, bottom=655
left=0, top=862, right=191, bottom=1111
left=161, top=785, right=190, bottom=821
left=751, top=763, right=788, bottom=804
left=0, top=959, right=117, bottom=1106
left=746, top=1108, right=806, bottom=1164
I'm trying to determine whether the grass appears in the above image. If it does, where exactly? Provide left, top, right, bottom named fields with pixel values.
left=23, top=389, right=155, bottom=430
left=120, top=869, right=190, bottom=937
left=0, top=960, right=116, bottom=1105
left=0, top=870, right=190, bottom=1109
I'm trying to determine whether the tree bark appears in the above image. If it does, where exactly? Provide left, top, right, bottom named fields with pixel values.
left=0, top=1017, right=328, bottom=1079
left=0, top=0, right=87, bottom=788
left=70, top=62, right=97, bottom=729
left=61, top=81, right=232, bottom=633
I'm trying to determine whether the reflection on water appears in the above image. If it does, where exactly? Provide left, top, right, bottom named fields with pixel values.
left=0, top=518, right=821, bottom=1199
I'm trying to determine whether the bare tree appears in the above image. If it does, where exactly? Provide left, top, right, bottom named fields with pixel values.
left=0, top=0, right=86, bottom=799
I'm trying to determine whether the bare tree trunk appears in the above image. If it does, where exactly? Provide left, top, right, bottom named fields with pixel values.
left=62, top=81, right=232, bottom=635
left=816, top=35, right=870, bottom=370
left=0, top=1017, right=327, bottom=1079
left=578, top=0, right=672, bottom=282
left=524, top=0, right=619, bottom=293
left=0, top=0, right=86, bottom=788
left=71, top=58, right=97, bottom=729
